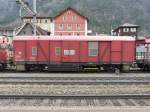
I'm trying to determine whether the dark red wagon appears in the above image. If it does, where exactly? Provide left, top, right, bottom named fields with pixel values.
left=13, top=36, right=135, bottom=72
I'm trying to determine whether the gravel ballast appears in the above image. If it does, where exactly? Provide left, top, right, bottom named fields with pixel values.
left=0, top=84, right=149, bottom=95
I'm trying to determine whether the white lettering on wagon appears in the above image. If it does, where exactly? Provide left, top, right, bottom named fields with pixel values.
left=64, top=50, right=75, bottom=55
left=18, top=52, right=22, bottom=55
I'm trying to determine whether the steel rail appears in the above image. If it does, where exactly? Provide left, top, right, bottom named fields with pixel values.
left=0, top=79, right=149, bottom=85
left=0, top=76, right=150, bottom=80
left=0, top=94, right=149, bottom=99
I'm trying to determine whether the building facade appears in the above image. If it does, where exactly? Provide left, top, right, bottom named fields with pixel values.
left=22, top=16, right=53, bottom=33
left=53, top=7, right=88, bottom=36
left=0, top=27, right=15, bottom=37
left=1, top=7, right=88, bottom=37
left=113, top=23, right=139, bottom=38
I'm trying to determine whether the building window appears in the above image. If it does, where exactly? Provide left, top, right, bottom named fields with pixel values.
left=32, top=47, right=37, bottom=56
left=76, top=24, right=81, bottom=30
left=59, top=24, right=64, bottom=30
left=47, top=32, right=50, bottom=35
left=7, top=31, right=13, bottom=37
left=77, top=33, right=80, bottom=36
left=23, top=31, right=26, bottom=35
left=68, top=33, right=71, bottom=35
left=88, top=42, right=98, bottom=56
left=40, top=19, right=42, bottom=23
left=123, top=28, right=129, bottom=32
left=72, top=15, right=77, bottom=20
left=45, top=19, right=48, bottom=23
left=131, top=28, right=136, bottom=32
left=67, top=24, right=72, bottom=30
left=67, top=11, right=71, bottom=14
left=63, top=15, right=67, bottom=21
left=55, top=47, right=61, bottom=56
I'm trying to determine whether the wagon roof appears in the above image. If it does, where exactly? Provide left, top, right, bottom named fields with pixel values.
left=136, top=39, right=150, bottom=44
left=14, top=36, right=135, bottom=41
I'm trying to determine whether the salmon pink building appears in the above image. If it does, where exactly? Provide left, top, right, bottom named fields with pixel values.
left=52, top=7, right=88, bottom=36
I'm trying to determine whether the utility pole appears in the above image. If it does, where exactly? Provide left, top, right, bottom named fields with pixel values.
left=16, top=0, right=37, bottom=36
left=33, top=0, right=37, bottom=36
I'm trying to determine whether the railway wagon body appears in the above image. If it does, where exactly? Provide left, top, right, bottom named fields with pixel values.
left=0, top=49, right=7, bottom=70
left=13, top=36, right=135, bottom=72
left=136, top=39, right=150, bottom=70
left=0, top=36, right=12, bottom=70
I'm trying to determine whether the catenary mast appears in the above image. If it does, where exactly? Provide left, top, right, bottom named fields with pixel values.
left=16, top=0, right=37, bottom=35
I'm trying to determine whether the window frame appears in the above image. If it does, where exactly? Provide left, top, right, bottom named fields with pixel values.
left=88, top=42, right=98, bottom=57
left=55, top=47, right=61, bottom=56
left=32, top=47, right=37, bottom=56
left=72, top=15, right=77, bottom=21
left=67, top=24, right=72, bottom=30
left=59, top=24, right=64, bottom=30
left=23, top=31, right=26, bottom=35
left=76, top=24, right=81, bottom=30
left=131, top=28, right=136, bottom=32
left=45, top=19, right=48, bottom=23
left=63, top=15, right=67, bottom=21
left=123, top=28, right=129, bottom=32
left=40, top=19, right=42, bottom=23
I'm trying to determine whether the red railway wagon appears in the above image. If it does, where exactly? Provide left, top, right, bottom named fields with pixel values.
left=13, top=36, right=135, bottom=72
left=0, top=49, right=7, bottom=70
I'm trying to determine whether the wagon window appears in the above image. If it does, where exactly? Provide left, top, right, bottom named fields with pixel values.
left=55, top=48, right=61, bottom=56
left=88, top=42, right=98, bottom=56
left=32, top=47, right=37, bottom=56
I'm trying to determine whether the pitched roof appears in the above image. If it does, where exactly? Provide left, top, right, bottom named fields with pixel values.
left=113, top=23, right=139, bottom=32
left=54, top=7, right=88, bottom=20
left=120, top=23, right=139, bottom=27
left=22, top=13, right=52, bottom=19
left=0, top=19, right=23, bottom=31
left=22, top=7, right=88, bottom=22
left=15, top=22, right=50, bottom=36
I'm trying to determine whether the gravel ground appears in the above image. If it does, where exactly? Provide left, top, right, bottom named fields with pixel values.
left=0, top=84, right=149, bottom=95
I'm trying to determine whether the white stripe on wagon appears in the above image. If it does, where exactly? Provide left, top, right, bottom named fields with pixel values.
left=14, top=36, right=135, bottom=41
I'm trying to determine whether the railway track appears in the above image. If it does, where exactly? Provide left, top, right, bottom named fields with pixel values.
left=0, top=94, right=149, bottom=106
left=0, top=94, right=149, bottom=99
left=0, top=76, right=150, bottom=85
